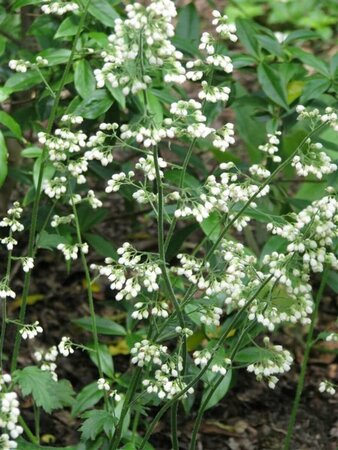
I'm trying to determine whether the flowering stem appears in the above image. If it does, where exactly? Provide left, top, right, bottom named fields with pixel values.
left=170, top=401, right=179, bottom=450
left=283, top=267, right=329, bottom=450
left=10, top=0, right=90, bottom=373
left=138, top=276, right=273, bottom=450
left=19, top=416, right=39, bottom=445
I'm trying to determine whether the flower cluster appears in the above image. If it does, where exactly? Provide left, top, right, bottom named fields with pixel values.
left=246, top=338, right=293, bottom=389
left=41, top=0, right=79, bottom=15
left=92, top=243, right=162, bottom=301
left=94, top=0, right=185, bottom=94
left=0, top=373, right=23, bottom=448
left=291, top=141, right=337, bottom=179
left=19, top=321, right=43, bottom=340
left=97, top=378, right=121, bottom=401
left=131, top=340, right=167, bottom=367
left=8, top=56, right=48, bottom=73
left=319, top=380, right=336, bottom=396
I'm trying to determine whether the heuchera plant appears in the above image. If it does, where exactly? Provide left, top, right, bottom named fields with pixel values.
left=0, top=1, right=337, bottom=449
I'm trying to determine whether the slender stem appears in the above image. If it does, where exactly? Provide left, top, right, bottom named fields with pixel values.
left=19, top=416, right=39, bottom=445
left=0, top=247, right=12, bottom=368
left=10, top=0, right=91, bottom=373
left=283, top=268, right=329, bottom=450
left=171, top=401, right=179, bottom=450
left=33, top=404, right=40, bottom=443
left=131, top=405, right=142, bottom=443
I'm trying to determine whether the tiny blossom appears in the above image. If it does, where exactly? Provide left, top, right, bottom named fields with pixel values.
left=246, top=338, right=293, bottom=388
left=200, top=305, right=223, bottom=326
left=106, top=171, right=135, bottom=194
left=51, top=214, right=74, bottom=228
left=326, top=333, right=338, bottom=342
left=212, top=123, right=235, bottom=151
left=130, top=340, right=167, bottom=367
left=58, top=336, right=75, bottom=357
left=0, top=237, right=18, bottom=251
left=211, top=10, right=238, bottom=41
left=60, top=114, right=83, bottom=125
left=41, top=0, right=79, bottom=15
left=22, top=257, right=34, bottom=273
left=198, top=81, right=231, bottom=103
left=291, top=146, right=337, bottom=179
left=19, top=321, right=43, bottom=340
left=43, top=177, right=67, bottom=199
left=186, top=59, right=204, bottom=80
left=135, top=155, right=167, bottom=181
left=258, top=131, right=282, bottom=163
left=175, top=326, right=193, bottom=337
left=193, top=350, right=212, bottom=367
left=319, top=380, right=336, bottom=395
left=0, top=202, right=24, bottom=233
left=249, top=164, right=271, bottom=179
left=0, top=281, right=16, bottom=300
left=133, top=189, right=157, bottom=205
left=87, top=190, right=103, bottom=209
left=97, top=378, right=110, bottom=391
left=57, top=243, right=88, bottom=261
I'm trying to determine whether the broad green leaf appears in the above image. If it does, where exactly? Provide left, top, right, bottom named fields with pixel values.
left=165, top=168, right=200, bottom=190
left=146, top=91, right=163, bottom=127
left=176, top=3, right=200, bottom=47
left=257, top=63, right=289, bottom=109
left=73, top=316, right=127, bottom=336
left=84, top=233, right=118, bottom=259
left=106, top=85, right=126, bottom=109
left=257, top=35, right=283, bottom=57
left=74, top=90, right=114, bottom=119
left=37, top=231, right=70, bottom=250
left=74, top=60, right=96, bottom=98
left=234, top=347, right=272, bottom=364
left=77, top=205, right=108, bottom=232
left=16, top=438, right=78, bottom=450
left=88, top=0, right=119, bottom=27
left=72, top=382, right=104, bottom=417
left=55, top=15, right=80, bottom=39
left=327, top=271, right=338, bottom=294
left=200, top=212, right=222, bottom=243
left=14, top=367, right=74, bottom=413
left=33, top=157, right=55, bottom=191
left=287, top=80, right=304, bottom=104
left=203, top=370, right=232, bottom=410
left=260, top=236, right=288, bottom=261
left=0, top=87, right=12, bottom=102
left=0, top=130, right=8, bottom=188
left=235, top=18, right=260, bottom=58
left=300, top=77, right=331, bottom=103
left=0, top=110, right=22, bottom=140
left=5, top=71, right=41, bottom=92
left=80, top=410, right=116, bottom=441
left=38, top=49, right=72, bottom=66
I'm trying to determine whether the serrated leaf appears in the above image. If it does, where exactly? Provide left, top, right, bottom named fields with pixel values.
left=80, top=410, right=116, bottom=440
left=72, top=382, right=104, bottom=417
left=0, top=130, right=8, bottom=188
left=73, top=316, right=127, bottom=336
left=14, top=367, right=74, bottom=413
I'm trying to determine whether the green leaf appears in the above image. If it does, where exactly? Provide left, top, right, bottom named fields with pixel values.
left=14, top=367, right=74, bottom=413
left=0, top=130, right=8, bottom=188
left=284, top=29, right=319, bottom=44
left=176, top=3, right=200, bottom=47
left=74, top=60, right=96, bottom=99
left=0, top=87, right=12, bottom=102
left=257, top=35, right=283, bottom=57
left=287, top=80, right=304, bottom=104
left=146, top=91, right=163, bottom=127
left=80, top=410, right=116, bottom=441
left=290, top=48, right=330, bottom=77
left=38, top=49, right=72, bottom=66
left=235, top=18, right=260, bottom=58
left=33, top=157, right=55, bottom=191
left=0, top=110, right=22, bottom=140
left=87, top=343, right=114, bottom=378
left=72, top=382, right=104, bottom=417
left=234, top=347, right=272, bottom=364
left=55, top=15, right=80, bottom=39
left=73, top=316, right=127, bottom=336
left=200, top=212, right=222, bottom=243
left=203, top=370, right=232, bottom=410
left=88, top=0, right=119, bottom=27
left=74, top=90, right=114, bottom=119
left=21, top=146, right=43, bottom=158
left=76, top=205, right=108, bottom=232
left=85, top=233, right=118, bottom=259
left=257, top=63, right=289, bottom=109
left=16, top=438, right=78, bottom=450
left=327, top=270, right=338, bottom=294
left=106, top=85, right=126, bottom=109
left=300, top=77, right=331, bottom=103
left=37, top=231, right=70, bottom=250
left=11, top=0, right=41, bottom=8
left=5, top=71, right=41, bottom=92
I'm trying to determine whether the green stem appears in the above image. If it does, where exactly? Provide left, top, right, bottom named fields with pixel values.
left=19, top=416, right=39, bottom=445
left=0, top=247, right=12, bottom=368
left=170, top=401, right=179, bottom=450
left=10, top=0, right=91, bottom=373
left=283, top=268, right=329, bottom=450
left=34, top=404, right=40, bottom=443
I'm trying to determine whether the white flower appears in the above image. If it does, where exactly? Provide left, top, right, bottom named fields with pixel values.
left=19, top=321, right=43, bottom=340
left=22, top=257, right=34, bottom=273
left=58, top=337, right=74, bottom=357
